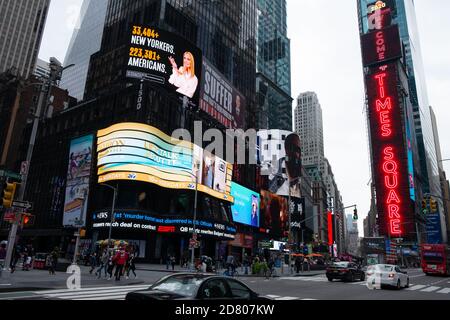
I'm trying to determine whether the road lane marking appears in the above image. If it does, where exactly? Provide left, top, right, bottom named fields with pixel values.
left=437, top=288, right=450, bottom=294
left=43, top=286, right=150, bottom=298
left=421, top=286, right=441, bottom=293
left=266, top=295, right=281, bottom=298
left=406, top=285, right=427, bottom=291
left=73, top=295, right=128, bottom=301
left=34, top=284, right=151, bottom=294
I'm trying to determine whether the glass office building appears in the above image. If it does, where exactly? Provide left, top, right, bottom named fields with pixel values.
left=256, top=0, right=292, bottom=130
left=59, top=0, right=108, bottom=101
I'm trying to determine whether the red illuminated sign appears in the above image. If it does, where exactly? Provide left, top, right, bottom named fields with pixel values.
left=366, top=63, right=413, bottom=238
left=361, top=25, right=401, bottom=67
left=158, top=226, right=176, bottom=233
left=327, top=211, right=333, bottom=246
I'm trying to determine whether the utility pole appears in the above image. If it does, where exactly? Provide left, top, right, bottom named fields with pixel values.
left=3, top=58, right=74, bottom=271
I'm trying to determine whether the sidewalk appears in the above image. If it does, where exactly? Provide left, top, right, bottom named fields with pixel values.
left=135, top=263, right=327, bottom=277
left=0, top=265, right=144, bottom=293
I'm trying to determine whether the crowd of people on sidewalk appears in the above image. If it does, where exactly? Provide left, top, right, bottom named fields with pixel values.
left=87, top=246, right=138, bottom=281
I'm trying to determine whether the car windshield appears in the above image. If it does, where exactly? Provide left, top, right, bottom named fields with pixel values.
left=376, top=265, right=394, bottom=272
left=332, top=262, right=350, bottom=268
left=151, top=275, right=204, bottom=297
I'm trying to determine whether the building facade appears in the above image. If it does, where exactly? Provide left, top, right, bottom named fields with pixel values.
left=5, top=0, right=260, bottom=263
left=59, top=0, right=108, bottom=101
left=357, top=0, right=445, bottom=243
left=0, top=0, right=50, bottom=79
left=256, top=0, right=292, bottom=130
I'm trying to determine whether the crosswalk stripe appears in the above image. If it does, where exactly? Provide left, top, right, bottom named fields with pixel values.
left=437, top=288, right=450, bottom=294
left=406, top=285, right=427, bottom=291
left=420, top=286, right=441, bottom=293
left=276, top=297, right=299, bottom=300
left=266, top=295, right=281, bottom=298
left=45, top=289, right=148, bottom=299
left=35, top=284, right=150, bottom=295
left=73, top=295, right=128, bottom=301
left=43, top=286, right=150, bottom=297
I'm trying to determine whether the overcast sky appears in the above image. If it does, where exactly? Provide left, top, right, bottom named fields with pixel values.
left=39, top=1, right=450, bottom=236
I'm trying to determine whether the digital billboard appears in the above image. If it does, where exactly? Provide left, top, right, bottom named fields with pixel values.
left=260, top=132, right=302, bottom=198
left=125, top=26, right=202, bottom=108
left=361, top=24, right=402, bottom=67
left=365, top=63, right=413, bottom=238
left=63, top=135, right=94, bottom=227
left=97, top=123, right=234, bottom=202
left=230, top=182, right=260, bottom=227
left=199, top=59, right=246, bottom=129
left=92, top=210, right=236, bottom=240
left=260, top=190, right=288, bottom=237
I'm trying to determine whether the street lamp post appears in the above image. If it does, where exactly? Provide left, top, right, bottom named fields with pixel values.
left=3, top=59, right=75, bottom=271
left=101, top=184, right=118, bottom=252
left=190, top=163, right=199, bottom=271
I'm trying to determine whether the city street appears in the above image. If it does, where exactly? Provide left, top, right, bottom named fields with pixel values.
left=1, top=267, right=449, bottom=301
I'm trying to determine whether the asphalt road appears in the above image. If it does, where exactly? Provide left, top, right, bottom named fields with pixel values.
left=0, top=267, right=449, bottom=300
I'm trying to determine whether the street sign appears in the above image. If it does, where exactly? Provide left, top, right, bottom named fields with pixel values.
left=0, top=170, right=22, bottom=181
left=12, top=201, right=32, bottom=210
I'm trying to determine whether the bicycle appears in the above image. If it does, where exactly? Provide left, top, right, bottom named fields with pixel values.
left=223, top=267, right=239, bottom=278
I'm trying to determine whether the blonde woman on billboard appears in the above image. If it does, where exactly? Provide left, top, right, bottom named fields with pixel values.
left=168, top=52, right=198, bottom=99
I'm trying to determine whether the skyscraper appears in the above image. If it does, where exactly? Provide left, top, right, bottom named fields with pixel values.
left=0, top=0, right=50, bottom=78
left=294, top=92, right=325, bottom=167
left=59, top=0, right=108, bottom=101
left=357, top=0, right=445, bottom=242
left=256, top=0, right=292, bottom=130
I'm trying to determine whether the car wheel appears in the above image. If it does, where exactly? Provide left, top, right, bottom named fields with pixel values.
left=327, top=277, right=333, bottom=282
left=347, top=273, right=354, bottom=282
left=405, top=278, right=410, bottom=288
left=396, top=280, right=401, bottom=290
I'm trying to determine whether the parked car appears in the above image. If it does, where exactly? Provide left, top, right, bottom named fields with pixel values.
left=366, top=264, right=410, bottom=289
left=326, top=261, right=365, bottom=282
left=126, top=273, right=272, bottom=301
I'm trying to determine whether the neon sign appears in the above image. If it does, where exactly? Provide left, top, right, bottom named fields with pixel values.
left=365, top=63, right=414, bottom=238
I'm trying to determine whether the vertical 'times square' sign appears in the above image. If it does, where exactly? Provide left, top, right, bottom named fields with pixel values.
left=366, top=63, right=413, bottom=238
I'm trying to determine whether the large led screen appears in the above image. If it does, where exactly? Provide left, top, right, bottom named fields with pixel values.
left=97, top=123, right=233, bottom=202
left=125, top=26, right=202, bottom=108
left=260, top=190, right=288, bottom=237
left=230, top=182, right=260, bottom=227
left=63, top=135, right=94, bottom=227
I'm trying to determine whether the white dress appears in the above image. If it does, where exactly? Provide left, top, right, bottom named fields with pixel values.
left=169, top=67, right=199, bottom=98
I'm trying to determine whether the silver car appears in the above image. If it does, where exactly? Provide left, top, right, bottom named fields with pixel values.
left=366, top=264, right=410, bottom=289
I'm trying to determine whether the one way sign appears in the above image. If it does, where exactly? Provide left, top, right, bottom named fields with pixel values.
left=12, top=201, right=33, bottom=210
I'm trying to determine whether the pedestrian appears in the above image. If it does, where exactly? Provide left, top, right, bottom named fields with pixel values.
left=113, top=248, right=128, bottom=281
left=166, top=253, right=171, bottom=270
left=107, top=251, right=115, bottom=280
left=96, top=250, right=109, bottom=279
left=46, top=254, right=53, bottom=275
left=126, top=253, right=137, bottom=279
left=243, top=254, right=249, bottom=275
left=295, top=256, right=302, bottom=274
left=89, top=252, right=98, bottom=274
left=170, top=255, right=176, bottom=271
left=50, top=249, right=58, bottom=275
left=10, top=246, right=22, bottom=274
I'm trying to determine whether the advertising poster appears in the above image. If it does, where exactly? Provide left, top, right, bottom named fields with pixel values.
left=97, top=123, right=233, bottom=202
left=63, top=135, right=94, bottom=227
left=260, top=190, right=288, bottom=237
left=125, top=25, right=202, bottom=109
left=199, top=59, right=246, bottom=129
left=426, top=214, right=443, bottom=244
left=230, top=182, right=260, bottom=228
left=262, top=133, right=302, bottom=198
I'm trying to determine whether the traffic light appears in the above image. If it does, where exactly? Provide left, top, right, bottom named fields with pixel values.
left=80, top=229, right=86, bottom=238
left=1, top=181, right=18, bottom=208
left=353, top=208, right=358, bottom=220
left=422, top=199, right=427, bottom=210
left=21, top=213, right=35, bottom=227
left=430, top=199, right=438, bottom=213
